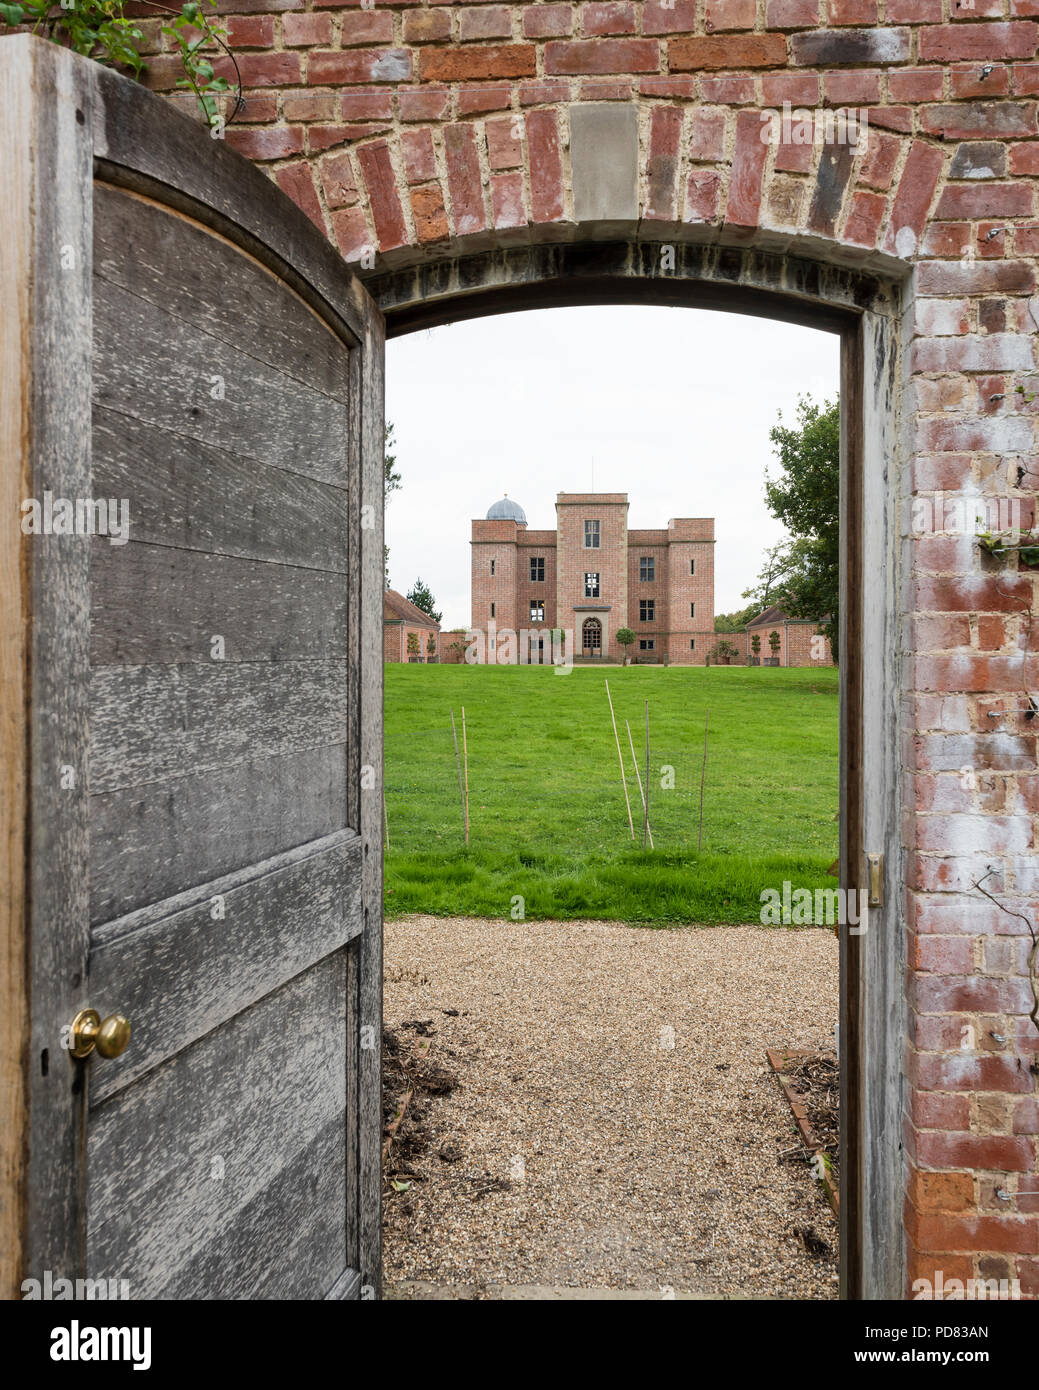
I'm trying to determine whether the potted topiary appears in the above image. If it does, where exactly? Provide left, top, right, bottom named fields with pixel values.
left=709, top=639, right=738, bottom=666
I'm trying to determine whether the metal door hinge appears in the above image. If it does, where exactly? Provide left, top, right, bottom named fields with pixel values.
left=867, top=852, right=883, bottom=908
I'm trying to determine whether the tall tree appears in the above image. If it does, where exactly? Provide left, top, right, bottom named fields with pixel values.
left=748, top=396, right=840, bottom=659
left=741, top=540, right=795, bottom=613
left=384, top=422, right=401, bottom=499
left=384, top=422, right=400, bottom=589
left=714, top=604, right=758, bottom=633
left=407, top=577, right=442, bottom=624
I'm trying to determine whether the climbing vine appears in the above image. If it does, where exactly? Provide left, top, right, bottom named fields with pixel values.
left=974, top=509, right=1039, bottom=1047
left=972, top=871, right=1039, bottom=1053
left=977, top=533, right=1039, bottom=566
left=0, top=0, right=241, bottom=128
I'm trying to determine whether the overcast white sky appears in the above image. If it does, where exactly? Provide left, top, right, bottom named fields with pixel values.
left=385, top=304, right=839, bottom=631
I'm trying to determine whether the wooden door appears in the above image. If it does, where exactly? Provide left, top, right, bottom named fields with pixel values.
left=1, top=39, right=384, bottom=1299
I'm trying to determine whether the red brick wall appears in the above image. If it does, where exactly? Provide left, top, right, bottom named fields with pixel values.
left=383, top=620, right=402, bottom=663
left=142, top=1, right=1039, bottom=276
left=746, top=618, right=835, bottom=666
left=627, top=533, right=667, bottom=656
left=143, top=1, right=1039, bottom=1297
left=518, top=531, right=558, bottom=629
left=384, top=620, right=438, bottom=659
left=786, top=620, right=834, bottom=666
left=440, top=627, right=469, bottom=662
left=471, top=517, right=521, bottom=635
left=666, top=518, right=715, bottom=665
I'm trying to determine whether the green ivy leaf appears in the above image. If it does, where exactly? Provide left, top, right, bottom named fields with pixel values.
left=22, top=0, right=239, bottom=132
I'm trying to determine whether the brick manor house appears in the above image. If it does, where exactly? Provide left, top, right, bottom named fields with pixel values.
left=471, top=492, right=716, bottom=665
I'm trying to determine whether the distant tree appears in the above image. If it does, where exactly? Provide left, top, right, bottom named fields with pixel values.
left=426, top=633, right=438, bottom=660
left=384, top=423, right=400, bottom=589
left=751, top=633, right=761, bottom=658
left=616, top=627, right=636, bottom=662
left=768, top=630, right=781, bottom=659
left=714, top=605, right=757, bottom=633
left=741, top=541, right=795, bottom=614
left=385, top=423, right=401, bottom=499
left=762, top=395, right=840, bottom=658
left=406, top=632, right=420, bottom=659
left=407, top=578, right=442, bottom=624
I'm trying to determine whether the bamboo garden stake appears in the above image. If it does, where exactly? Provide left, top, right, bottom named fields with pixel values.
left=605, top=679, right=635, bottom=839
left=643, top=699, right=651, bottom=851
left=450, top=709, right=468, bottom=844
left=461, top=705, right=470, bottom=844
left=625, top=718, right=654, bottom=849
left=698, top=707, right=710, bottom=852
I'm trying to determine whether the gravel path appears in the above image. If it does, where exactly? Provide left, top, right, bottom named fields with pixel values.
left=383, top=917, right=840, bottom=1299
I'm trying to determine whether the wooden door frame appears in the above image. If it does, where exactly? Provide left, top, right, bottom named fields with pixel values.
left=1, top=38, right=385, bottom=1300
left=372, top=241, right=907, bottom=1300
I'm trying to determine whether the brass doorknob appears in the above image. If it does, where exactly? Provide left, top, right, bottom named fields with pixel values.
left=69, top=1009, right=131, bottom=1060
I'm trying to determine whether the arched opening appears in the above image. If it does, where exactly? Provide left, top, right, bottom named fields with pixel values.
left=374, top=235, right=906, bottom=1302
left=581, top=617, right=603, bottom=658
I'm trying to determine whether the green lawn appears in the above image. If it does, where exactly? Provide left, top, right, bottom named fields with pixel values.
left=383, top=664, right=839, bottom=924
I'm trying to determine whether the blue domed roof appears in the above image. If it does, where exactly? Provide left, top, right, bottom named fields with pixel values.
left=486, top=495, right=527, bottom=524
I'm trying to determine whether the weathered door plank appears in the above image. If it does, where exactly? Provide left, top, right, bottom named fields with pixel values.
left=93, top=182, right=351, bottom=402
left=90, top=541, right=349, bottom=666
left=93, top=278, right=350, bottom=486
left=92, top=409, right=351, bottom=572
left=89, top=831, right=362, bottom=1101
left=90, top=659, right=348, bottom=792
left=88, top=956, right=347, bottom=1298
left=90, top=744, right=348, bottom=925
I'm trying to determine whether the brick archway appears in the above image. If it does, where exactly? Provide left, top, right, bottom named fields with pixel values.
left=166, top=9, right=1039, bottom=288
left=159, top=3, right=1039, bottom=1299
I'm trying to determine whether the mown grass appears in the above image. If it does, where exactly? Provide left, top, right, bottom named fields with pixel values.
left=384, top=664, right=839, bottom=924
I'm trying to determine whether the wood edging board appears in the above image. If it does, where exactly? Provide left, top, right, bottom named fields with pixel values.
left=766, top=1048, right=840, bottom=1217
